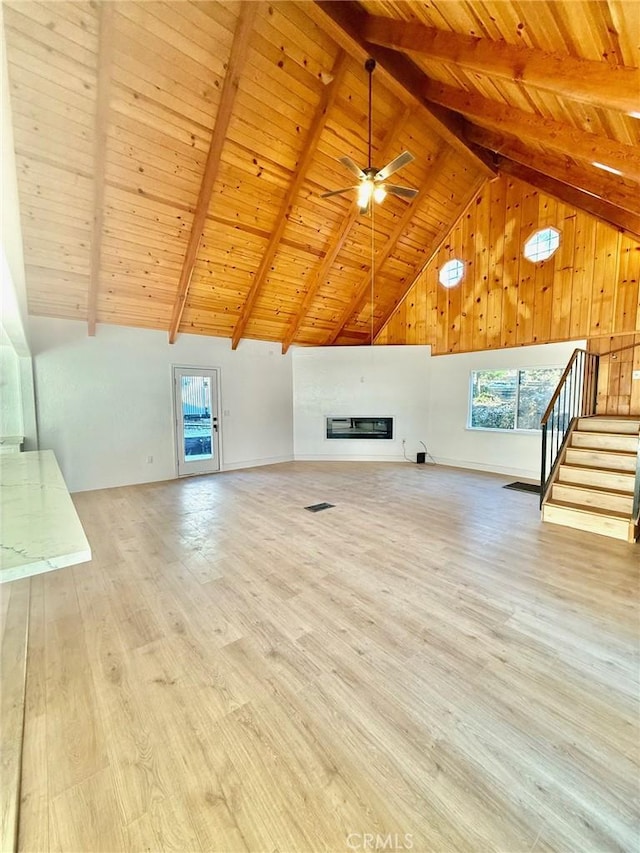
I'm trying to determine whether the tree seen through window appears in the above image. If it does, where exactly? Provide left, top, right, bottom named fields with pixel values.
left=470, top=368, right=563, bottom=431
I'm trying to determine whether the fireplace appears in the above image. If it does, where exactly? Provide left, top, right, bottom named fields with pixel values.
left=326, top=417, right=393, bottom=440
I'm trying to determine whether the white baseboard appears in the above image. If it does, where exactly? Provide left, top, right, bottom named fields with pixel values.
left=71, top=455, right=295, bottom=492
left=222, top=454, right=294, bottom=472
left=433, top=456, right=538, bottom=481
left=294, top=454, right=405, bottom=463
left=294, top=454, right=536, bottom=480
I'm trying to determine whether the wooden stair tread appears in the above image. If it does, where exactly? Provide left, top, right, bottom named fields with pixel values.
left=579, top=416, right=640, bottom=421
left=553, top=482, right=634, bottom=497
left=544, top=499, right=631, bottom=520
left=566, top=446, right=636, bottom=457
left=572, top=430, right=639, bottom=439
left=559, top=463, right=635, bottom=478
left=576, top=418, right=640, bottom=433
left=571, top=447, right=638, bottom=454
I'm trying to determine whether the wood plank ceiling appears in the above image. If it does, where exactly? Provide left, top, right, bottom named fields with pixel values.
left=3, top=1, right=639, bottom=351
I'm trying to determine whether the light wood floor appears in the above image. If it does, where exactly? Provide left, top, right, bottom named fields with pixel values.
left=5, top=462, right=640, bottom=852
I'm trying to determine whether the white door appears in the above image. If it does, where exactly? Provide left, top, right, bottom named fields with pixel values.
left=173, top=367, right=220, bottom=476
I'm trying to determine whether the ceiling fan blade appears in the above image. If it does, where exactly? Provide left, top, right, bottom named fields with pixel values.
left=320, top=186, right=359, bottom=198
left=376, top=151, right=415, bottom=182
left=386, top=184, right=419, bottom=200
left=338, top=156, right=366, bottom=179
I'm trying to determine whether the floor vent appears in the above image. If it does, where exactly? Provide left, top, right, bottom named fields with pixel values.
left=503, top=481, right=540, bottom=494
left=304, top=502, right=335, bottom=512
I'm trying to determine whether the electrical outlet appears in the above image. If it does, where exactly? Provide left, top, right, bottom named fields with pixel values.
left=146, top=455, right=153, bottom=464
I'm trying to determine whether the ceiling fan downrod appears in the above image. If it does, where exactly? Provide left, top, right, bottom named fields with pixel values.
left=365, top=57, right=376, bottom=171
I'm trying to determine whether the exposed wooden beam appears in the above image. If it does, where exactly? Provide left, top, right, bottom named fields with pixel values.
left=423, top=80, right=640, bottom=182
left=374, top=174, right=487, bottom=344
left=281, top=106, right=413, bottom=355
left=230, top=50, right=348, bottom=350
left=168, top=2, right=257, bottom=344
left=495, top=157, right=640, bottom=240
left=87, top=1, right=114, bottom=337
left=468, top=126, right=640, bottom=217
left=363, top=14, right=640, bottom=114
left=325, top=146, right=452, bottom=346
left=306, top=1, right=495, bottom=178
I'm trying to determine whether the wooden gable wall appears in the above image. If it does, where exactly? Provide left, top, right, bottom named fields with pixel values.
left=589, top=334, right=640, bottom=416
left=376, top=175, right=640, bottom=356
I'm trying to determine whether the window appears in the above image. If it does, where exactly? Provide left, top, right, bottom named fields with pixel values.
left=469, top=368, right=563, bottom=431
left=523, top=227, right=560, bottom=262
left=439, top=258, right=464, bottom=288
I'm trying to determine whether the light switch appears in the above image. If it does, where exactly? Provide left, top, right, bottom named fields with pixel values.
left=632, top=370, right=640, bottom=381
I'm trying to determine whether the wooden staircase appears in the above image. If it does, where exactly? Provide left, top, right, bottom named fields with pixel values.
left=542, top=416, right=640, bottom=542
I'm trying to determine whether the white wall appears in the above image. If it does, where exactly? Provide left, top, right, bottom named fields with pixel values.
left=1, top=11, right=29, bottom=356
left=293, top=345, right=431, bottom=461
left=29, top=318, right=294, bottom=492
left=0, top=339, right=22, bottom=435
left=1, top=325, right=37, bottom=449
left=28, top=318, right=582, bottom=490
left=292, top=340, right=582, bottom=480
left=1, top=12, right=38, bottom=450
left=428, top=340, right=585, bottom=480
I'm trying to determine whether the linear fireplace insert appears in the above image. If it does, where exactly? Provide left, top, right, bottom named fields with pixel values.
left=326, top=417, right=393, bottom=440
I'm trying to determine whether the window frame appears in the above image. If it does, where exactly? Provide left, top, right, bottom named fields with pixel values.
left=523, top=226, right=561, bottom=264
left=438, top=258, right=465, bottom=288
left=467, top=366, right=563, bottom=433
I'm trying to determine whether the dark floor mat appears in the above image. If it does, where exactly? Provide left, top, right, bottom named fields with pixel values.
left=503, top=481, right=540, bottom=494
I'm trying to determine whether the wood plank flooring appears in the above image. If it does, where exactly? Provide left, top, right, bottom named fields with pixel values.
left=0, top=577, right=30, bottom=852
left=7, top=462, right=640, bottom=852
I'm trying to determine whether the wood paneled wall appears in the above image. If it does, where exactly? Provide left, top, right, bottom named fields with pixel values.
left=376, top=176, right=640, bottom=356
left=590, top=334, right=640, bottom=417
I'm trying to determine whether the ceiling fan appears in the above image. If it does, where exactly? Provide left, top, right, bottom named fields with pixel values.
left=321, top=58, right=418, bottom=214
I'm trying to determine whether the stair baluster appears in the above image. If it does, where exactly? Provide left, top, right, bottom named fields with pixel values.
left=540, top=348, right=599, bottom=507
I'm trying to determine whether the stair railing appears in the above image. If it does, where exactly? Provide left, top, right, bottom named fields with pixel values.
left=598, top=340, right=640, bottom=360
left=540, top=349, right=599, bottom=507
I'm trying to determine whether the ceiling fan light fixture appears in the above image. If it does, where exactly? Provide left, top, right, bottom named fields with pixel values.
left=358, top=179, right=374, bottom=209
left=373, top=185, right=386, bottom=204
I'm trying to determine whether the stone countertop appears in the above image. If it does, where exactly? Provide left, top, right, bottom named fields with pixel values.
left=0, top=450, right=91, bottom=583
